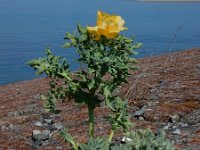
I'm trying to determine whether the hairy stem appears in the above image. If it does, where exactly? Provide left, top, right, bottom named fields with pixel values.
left=88, top=105, right=95, bottom=139
left=71, top=141, right=79, bottom=150
left=108, top=130, right=114, bottom=142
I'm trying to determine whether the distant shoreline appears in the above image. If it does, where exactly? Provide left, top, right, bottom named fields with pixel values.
left=137, top=0, right=200, bottom=2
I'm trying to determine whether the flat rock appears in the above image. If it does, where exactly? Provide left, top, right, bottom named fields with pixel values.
left=32, top=130, right=50, bottom=141
left=172, top=129, right=181, bottom=135
left=133, top=105, right=146, bottom=117
left=32, top=130, right=42, bottom=140
left=52, top=122, right=64, bottom=131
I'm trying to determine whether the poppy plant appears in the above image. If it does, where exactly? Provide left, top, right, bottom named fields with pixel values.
left=28, top=10, right=141, bottom=149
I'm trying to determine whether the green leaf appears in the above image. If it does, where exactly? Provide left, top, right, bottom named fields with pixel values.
left=63, top=42, right=71, bottom=48
left=79, top=138, right=110, bottom=150
left=88, top=79, right=95, bottom=90
left=40, top=94, right=47, bottom=101
left=88, top=68, right=95, bottom=74
left=103, top=86, right=111, bottom=98
left=103, top=57, right=111, bottom=63
left=59, top=128, right=79, bottom=150
left=133, top=42, right=142, bottom=49
left=77, top=24, right=87, bottom=34
left=94, top=52, right=101, bottom=59
left=27, top=59, right=40, bottom=66
left=65, top=32, right=73, bottom=39
left=58, top=72, right=71, bottom=80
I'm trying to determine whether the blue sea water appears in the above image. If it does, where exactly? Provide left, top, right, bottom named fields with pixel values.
left=0, top=0, right=200, bottom=85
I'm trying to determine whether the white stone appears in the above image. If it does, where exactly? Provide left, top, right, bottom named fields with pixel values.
left=35, top=121, right=43, bottom=127
left=32, top=130, right=42, bottom=140
left=163, top=125, right=170, bottom=130
left=121, top=137, right=132, bottom=143
left=138, top=117, right=144, bottom=121
left=172, top=129, right=181, bottom=135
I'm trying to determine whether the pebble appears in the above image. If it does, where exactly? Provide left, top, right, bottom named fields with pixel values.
left=32, top=130, right=50, bottom=141
left=35, top=121, right=43, bottom=127
left=169, top=115, right=180, bottom=123
left=52, top=122, right=64, bottom=131
left=138, top=116, right=144, bottom=121
left=163, top=124, right=170, bottom=130
left=32, top=130, right=42, bottom=140
left=33, top=139, right=42, bottom=146
left=42, top=140, right=49, bottom=146
left=121, top=137, right=132, bottom=143
left=178, top=122, right=188, bottom=128
left=172, top=129, right=181, bottom=135
left=56, top=146, right=63, bottom=150
left=133, top=105, right=146, bottom=117
left=43, top=119, right=54, bottom=125
left=41, top=130, right=51, bottom=140
left=149, top=94, right=159, bottom=100
left=33, top=94, right=40, bottom=100
left=172, top=125, right=177, bottom=129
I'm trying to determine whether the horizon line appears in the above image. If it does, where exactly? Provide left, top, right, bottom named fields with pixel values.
left=137, top=0, right=200, bottom=2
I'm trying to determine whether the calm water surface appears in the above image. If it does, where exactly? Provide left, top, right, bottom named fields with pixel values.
left=0, top=0, right=200, bottom=84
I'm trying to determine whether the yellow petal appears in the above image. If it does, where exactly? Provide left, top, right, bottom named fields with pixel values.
left=87, top=26, right=100, bottom=40
left=98, top=26, right=118, bottom=39
left=97, top=11, right=116, bottom=28
left=107, top=32, right=118, bottom=39
left=98, top=27, right=108, bottom=38
left=96, top=11, right=103, bottom=26
left=110, top=16, right=127, bottom=31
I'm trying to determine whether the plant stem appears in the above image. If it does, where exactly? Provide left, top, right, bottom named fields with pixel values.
left=88, top=105, right=95, bottom=139
left=71, top=141, right=79, bottom=150
left=108, top=130, right=114, bottom=141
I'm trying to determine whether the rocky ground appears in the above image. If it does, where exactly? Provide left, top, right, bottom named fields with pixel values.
left=0, top=48, right=199, bottom=150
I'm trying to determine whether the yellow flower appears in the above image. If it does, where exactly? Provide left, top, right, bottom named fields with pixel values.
left=87, top=11, right=127, bottom=40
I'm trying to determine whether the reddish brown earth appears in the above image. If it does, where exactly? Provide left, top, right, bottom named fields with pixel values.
left=0, top=48, right=200, bottom=150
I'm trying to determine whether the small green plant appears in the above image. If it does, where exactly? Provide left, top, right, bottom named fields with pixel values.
left=124, top=128, right=175, bottom=150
